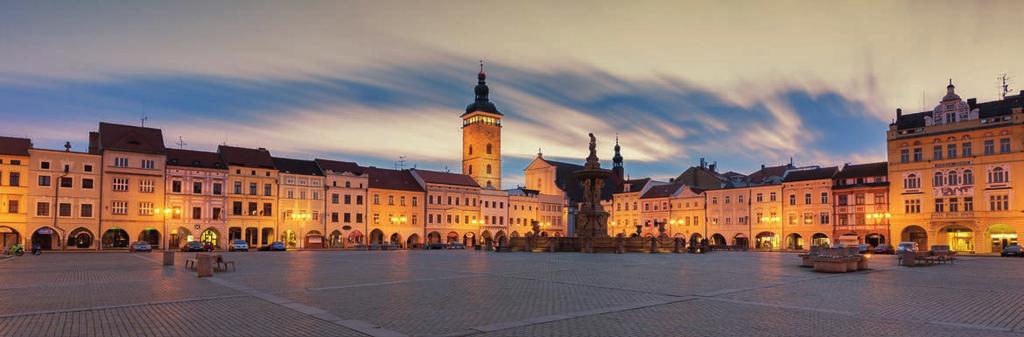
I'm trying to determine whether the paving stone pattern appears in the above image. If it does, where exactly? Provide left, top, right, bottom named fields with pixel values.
left=0, top=250, right=1021, bottom=336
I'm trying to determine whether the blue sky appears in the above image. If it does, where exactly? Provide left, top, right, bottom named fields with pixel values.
left=1, top=1, right=1022, bottom=187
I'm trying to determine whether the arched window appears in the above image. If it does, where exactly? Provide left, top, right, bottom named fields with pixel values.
left=933, top=172, right=944, bottom=187
left=468, top=145, right=473, bottom=155
left=947, top=170, right=958, bottom=185
left=468, top=165, right=473, bottom=175
left=486, top=181, right=493, bottom=188
left=486, top=143, right=493, bottom=154
left=991, top=167, right=1008, bottom=183
left=963, top=170, right=974, bottom=185
left=486, top=164, right=492, bottom=174
left=345, top=181, right=351, bottom=188
left=904, top=174, right=919, bottom=189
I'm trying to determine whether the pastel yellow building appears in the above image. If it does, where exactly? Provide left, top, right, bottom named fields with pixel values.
left=780, top=167, right=838, bottom=250
left=668, top=186, right=705, bottom=241
left=414, top=169, right=482, bottom=245
left=316, top=159, right=368, bottom=248
left=888, top=84, right=1024, bottom=253
left=165, top=149, right=228, bottom=249
left=27, top=146, right=101, bottom=250
left=364, top=167, right=424, bottom=247
left=0, top=137, right=31, bottom=249
left=273, top=157, right=326, bottom=249
left=219, top=145, right=278, bottom=247
left=608, top=178, right=655, bottom=237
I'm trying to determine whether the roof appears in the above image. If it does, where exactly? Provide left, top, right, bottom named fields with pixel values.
left=165, top=149, right=225, bottom=169
left=362, top=167, right=424, bottom=192
left=835, top=162, right=888, bottom=179
left=782, top=166, right=839, bottom=182
left=542, top=158, right=623, bottom=202
left=619, top=178, right=651, bottom=193
left=96, top=122, right=166, bottom=154
left=272, top=157, right=323, bottom=176
left=315, top=158, right=364, bottom=175
left=506, top=187, right=540, bottom=197
left=747, top=163, right=795, bottom=184
left=411, top=169, right=480, bottom=188
left=0, top=136, right=31, bottom=156
left=893, top=90, right=1024, bottom=130
left=218, top=146, right=275, bottom=169
left=640, top=181, right=684, bottom=199
left=674, top=166, right=729, bottom=189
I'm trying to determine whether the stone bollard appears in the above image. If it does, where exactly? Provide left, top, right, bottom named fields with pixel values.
left=649, top=237, right=658, bottom=254
left=673, top=238, right=683, bottom=254
left=162, top=250, right=175, bottom=266
left=196, top=254, right=214, bottom=277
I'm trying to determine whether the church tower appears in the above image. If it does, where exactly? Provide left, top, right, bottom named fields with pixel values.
left=462, top=61, right=502, bottom=189
left=612, top=136, right=624, bottom=180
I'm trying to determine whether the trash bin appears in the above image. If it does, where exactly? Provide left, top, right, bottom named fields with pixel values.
left=196, top=254, right=214, bottom=277
left=163, top=250, right=174, bottom=266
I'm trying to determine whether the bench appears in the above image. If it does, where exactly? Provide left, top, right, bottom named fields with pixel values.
left=185, top=257, right=198, bottom=269
left=215, top=258, right=236, bottom=272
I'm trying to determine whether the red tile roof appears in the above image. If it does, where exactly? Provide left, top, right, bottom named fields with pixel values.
left=96, top=122, right=166, bottom=154
left=315, top=158, right=365, bottom=175
left=272, top=157, right=323, bottom=176
left=411, top=169, right=480, bottom=188
left=166, top=149, right=225, bottom=169
left=218, top=146, right=275, bottom=169
left=0, top=136, right=31, bottom=156
left=363, top=167, right=424, bottom=192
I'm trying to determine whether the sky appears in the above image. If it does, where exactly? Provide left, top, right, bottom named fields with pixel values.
left=1, top=1, right=1022, bottom=187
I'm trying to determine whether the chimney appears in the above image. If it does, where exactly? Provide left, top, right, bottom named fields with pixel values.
left=709, top=162, right=717, bottom=172
left=967, top=98, right=977, bottom=107
left=761, top=164, right=766, bottom=170
left=258, top=147, right=268, bottom=152
left=88, top=131, right=100, bottom=154
left=896, top=108, right=902, bottom=118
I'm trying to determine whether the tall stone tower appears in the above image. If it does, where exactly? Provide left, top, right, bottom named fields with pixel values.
left=462, top=62, right=502, bottom=189
left=612, top=136, right=624, bottom=180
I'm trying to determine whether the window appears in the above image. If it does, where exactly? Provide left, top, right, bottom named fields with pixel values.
left=819, top=212, right=829, bottom=224
left=248, top=202, right=257, bottom=215
left=60, top=177, right=72, bottom=188
left=287, top=190, right=294, bottom=199
left=58, top=203, right=71, bottom=217
left=192, top=207, right=202, bottom=219
left=141, top=160, right=155, bottom=169
left=213, top=183, right=222, bottom=195
left=788, top=213, right=796, bottom=225
left=374, top=213, right=380, bottom=224
left=8, top=172, right=19, bottom=187
left=949, top=198, right=959, bottom=212
left=803, top=212, right=814, bottom=224
left=193, top=182, right=202, bottom=194
left=946, top=144, right=957, bottom=159
left=331, top=212, right=339, bottom=223
left=332, top=194, right=340, bottom=204
left=770, top=192, right=777, bottom=202
left=725, top=196, right=730, bottom=204
left=904, top=199, right=920, bottom=214
left=172, top=181, right=182, bottom=193
left=913, top=148, right=922, bottom=162
left=933, top=145, right=942, bottom=160
left=756, top=193, right=763, bottom=202
left=7, top=200, right=18, bottom=213
left=990, top=195, right=1010, bottom=211
left=903, top=174, right=920, bottom=189
left=934, top=198, right=944, bottom=213
left=820, top=192, right=828, bottom=204
left=139, top=179, right=154, bottom=193
left=343, top=213, right=351, bottom=223
left=36, top=202, right=50, bottom=216
left=138, top=202, right=153, bottom=215
left=264, top=184, right=272, bottom=196
left=111, top=201, right=128, bottom=215
left=80, top=204, right=93, bottom=218
left=984, top=140, right=995, bottom=155
left=711, top=197, right=717, bottom=205
left=212, top=207, right=221, bottom=220
left=900, top=149, right=909, bottom=163
left=1000, top=138, right=1011, bottom=153
left=964, top=197, right=973, bottom=211
left=388, top=195, right=394, bottom=206
left=989, top=167, right=1008, bottom=184
left=373, top=194, right=380, bottom=205
left=38, top=175, right=51, bottom=187
left=232, top=202, right=243, bottom=215
left=356, top=213, right=363, bottom=223
left=838, top=195, right=848, bottom=206
left=114, top=158, right=128, bottom=167
left=412, top=197, right=418, bottom=207
left=486, top=143, right=493, bottom=154
left=249, top=183, right=257, bottom=195
left=855, top=194, right=865, bottom=205
left=933, top=172, right=944, bottom=187
left=112, top=177, right=128, bottom=191
left=963, top=170, right=974, bottom=185
left=40, top=161, right=50, bottom=169
left=947, top=170, right=959, bottom=185
left=84, top=164, right=93, bottom=172
left=400, top=196, right=406, bottom=206
left=234, top=181, right=242, bottom=194
left=789, top=194, right=796, bottom=205
left=262, top=203, right=272, bottom=217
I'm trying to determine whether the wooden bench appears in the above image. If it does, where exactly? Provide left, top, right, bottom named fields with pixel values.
left=184, top=257, right=198, bottom=269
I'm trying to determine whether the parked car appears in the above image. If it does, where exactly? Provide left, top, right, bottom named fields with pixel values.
left=1000, top=245, right=1022, bottom=257
left=259, top=241, right=287, bottom=251
left=448, top=242, right=466, bottom=250
left=874, top=244, right=895, bottom=254
left=896, top=241, right=919, bottom=253
left=181, top=241, right=207, bottom=252
left=229, top=239, right=249, bottom=252
left=129, top=241, right=152, bottom=252
left=857, top=244, right=871, bottom=254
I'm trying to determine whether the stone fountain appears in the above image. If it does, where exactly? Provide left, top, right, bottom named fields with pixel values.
left=573, top=133, right=613, bottom=241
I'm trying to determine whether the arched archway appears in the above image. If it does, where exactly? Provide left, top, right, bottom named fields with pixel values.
left=389, top=233, right=402, bottom=247
left=348, top=230, right=364, bottom=245
left=811, top=233, right=830, bottom=248
left=755, top=232, right=777, bottom=250
left=481, top=230, right=492, bottom=244
left=689, top=233, right=703, bottom=245
left=734, top=233, right=749, bottom=248
left=369, top=229, right=385, bottom=245
left=201, top=228, right=221, bottom=249
left=940, top=225, right=974, bottom=252
left=427, top=231, right=442, bottom=244
left=329, top=230, right=343, bottom=248
left=510, top=231, right=520, bottom=238
left=446, top=231, right=459, bottom=244
left=305, top=230, right=324, bottom=249
left=495, top=230, right=507, bottom=246
left=987, top=224, right=1017, bottom=253
left=711, top=233, right=726, bottom=246
left=138, top=229, right=161, bottom=248
left=0, top=226, right=20, bottom=248
left=865, top=233, right=886, bottom=247
left=463, top=232, right=476, bottom=246
left=785, top=233, right=804, bottom=250
left=540, top=232, right=549, bottom=237
left=67, top=227, right=94, bottom=249
left=31, top=227, right=60, bottom=250
left=901, top=225, right=928, bottom=249
left=102, top=228, right=130, bottom=249
left=406, top=234, right=420, bottom=248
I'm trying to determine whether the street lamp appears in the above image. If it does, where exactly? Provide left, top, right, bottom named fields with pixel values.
left=157, top=207, right=180, bottom=250
left=53, top=166, right=69, bottom=251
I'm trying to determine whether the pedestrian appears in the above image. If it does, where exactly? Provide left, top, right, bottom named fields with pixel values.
left=31, top=242, right=41, bottom=255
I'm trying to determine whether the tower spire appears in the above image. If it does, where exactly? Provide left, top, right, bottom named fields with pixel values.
left=612, top=133, right=624, bottom=179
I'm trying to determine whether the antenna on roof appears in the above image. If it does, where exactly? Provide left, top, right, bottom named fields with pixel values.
left=998, top=73, right=1013, bottom=99
left=394, top=156, right=406, bottom=170
left=175, top=136, right=188, bottom=150
left=140, top=116, right=148, bottom=127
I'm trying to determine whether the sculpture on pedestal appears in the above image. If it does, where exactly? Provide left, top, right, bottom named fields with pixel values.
left=574, top=133, right=613, bottom=239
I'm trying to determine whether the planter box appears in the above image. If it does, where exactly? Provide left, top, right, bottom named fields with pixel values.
left=812, top=259, right=848, bottom=273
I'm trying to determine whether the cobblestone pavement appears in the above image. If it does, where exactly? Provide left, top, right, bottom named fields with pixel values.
left=1, top=250, right=1022, bottom=337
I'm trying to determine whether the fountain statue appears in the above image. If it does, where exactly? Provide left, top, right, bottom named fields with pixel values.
left=574, top=133, right=613, bottom=239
